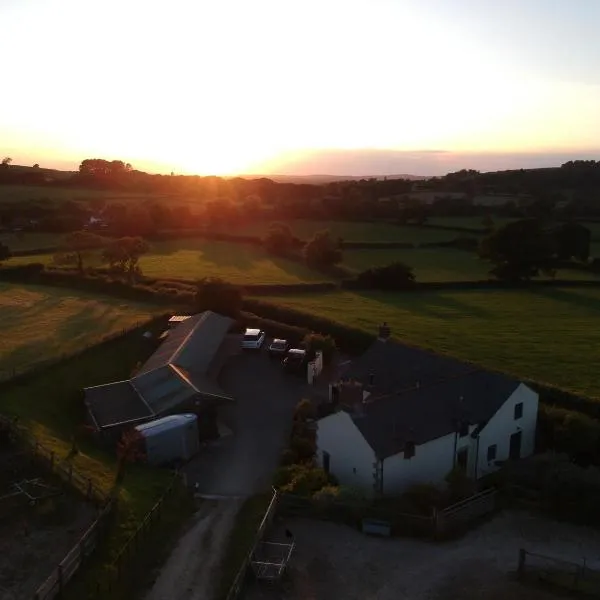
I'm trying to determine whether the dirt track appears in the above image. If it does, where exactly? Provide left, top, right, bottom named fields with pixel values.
left=145, top=499, right=241, bottom=600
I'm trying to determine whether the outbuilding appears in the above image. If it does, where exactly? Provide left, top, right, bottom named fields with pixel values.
left=135, top=414, right=200, bottom=466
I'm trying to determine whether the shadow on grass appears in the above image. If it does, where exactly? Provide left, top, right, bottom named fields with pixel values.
left=529, top=286, right=600, bottom=314
left=356, top=290, right=489, bottom=319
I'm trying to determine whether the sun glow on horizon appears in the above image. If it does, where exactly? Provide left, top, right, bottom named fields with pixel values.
left=1, top=0, right=599, bottom=175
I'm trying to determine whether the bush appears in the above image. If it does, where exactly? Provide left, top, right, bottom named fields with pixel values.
left=352, top=261, right=416, bottom=291
left=289, top=434, right=316, bottom=463
left=302, top=333, right=336, bottom=365
left=280, top=466, right=333, bottom=496
left=294, top=399, right=317, bottom=422
left=400, top=483, right=443, bottom=515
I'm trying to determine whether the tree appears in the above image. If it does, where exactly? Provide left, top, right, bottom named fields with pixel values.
left=1, top=157, right=11, bottom=167
left=479, top=219, right=557, bottom=281
left=354, top=261, right=416, bottom=290
left=59, top=231, right=107, bottom=273
left=33, top=163, right=40, bottom=169
left=302, top=333, right=336, bottom=365
left=303, top=229, right=342, bottom=269
left=0, top=242, right=11, bottom=262
left=263, top=222, right=295, bottom=256
left=102, top=236, right=149, bottom=281
left=195, top=277, right=242, bottom=317
left=553, top=222, right=591, bottom=262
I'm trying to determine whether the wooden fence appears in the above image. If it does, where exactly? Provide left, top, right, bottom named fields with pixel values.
left=226, top=488, right=280, bottom=600
left=517, top=548, right=600, bottom=596
left=88, top=471, right=184, bottom=599
left=278, top=488, right=498, bottom=539
left=434, top=488, right=497, bottom=537
left=0, top=415, right=109, bottom=506
left=34, top=500, right=115, bottom=600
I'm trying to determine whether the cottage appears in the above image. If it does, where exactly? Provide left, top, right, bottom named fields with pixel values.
left=84, top=311, right=240, bottom=440
left=318, top=325, right=538, bottom=496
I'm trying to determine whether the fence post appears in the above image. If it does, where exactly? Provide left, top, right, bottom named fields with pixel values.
left=517, top=548, right=526, bottom=578
left=58, top=564, right=64, bottom=595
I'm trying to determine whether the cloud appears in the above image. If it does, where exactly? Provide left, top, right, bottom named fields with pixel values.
left=259, top=148, right=600, bottom=176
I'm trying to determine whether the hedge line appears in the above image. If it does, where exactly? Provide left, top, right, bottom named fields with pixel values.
left=402, top=222, right=488, bottom=235
left=242, top=297, right=375, bottom=354
left=341, top=241, right=415, bottom=249
left=10, top=246, right=60, bottom=257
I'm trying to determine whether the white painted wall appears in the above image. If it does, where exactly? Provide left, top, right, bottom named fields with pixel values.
left=381, top=432, right=457, bottom=495
left=476, top=383, right=538, bottom=477
left=316, top=411, right=377, bottom=493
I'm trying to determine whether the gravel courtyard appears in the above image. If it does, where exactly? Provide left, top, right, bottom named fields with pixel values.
left=243, top=510, right=600, bottom=600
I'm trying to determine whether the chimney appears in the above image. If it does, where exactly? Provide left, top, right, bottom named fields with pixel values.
left=378, top=322, right=391, bottom=341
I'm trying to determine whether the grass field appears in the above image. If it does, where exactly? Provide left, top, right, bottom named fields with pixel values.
left=6, top=239, right=331, bottom=284
left=426, top=216, right=516, bottom=230
left=258, top=288, right=600, bottom=399
left=217, top=220, right=460, bottom=243
left=0, top=184, right=158, bottom=204
left=0, top=283, right=160, bottom=378
left=0, top=317, right=188, bottom=599
left=0, top=231, right=63, bottom=251
left=343, top=248, right=600, bottom=282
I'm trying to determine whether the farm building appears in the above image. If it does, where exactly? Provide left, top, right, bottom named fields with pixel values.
left=84, top=311, right=240, bottom=440
left=319, top=325, right=538, bottom=496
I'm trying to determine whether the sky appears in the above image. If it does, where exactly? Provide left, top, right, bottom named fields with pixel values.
left=1, top=0, right=599, bottom=176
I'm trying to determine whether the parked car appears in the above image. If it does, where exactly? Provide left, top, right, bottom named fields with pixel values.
left=268, top=338, right=290, bottom=358
left=241, top=328, right=266, bottom=350
left=282, top=348, right=308, bottom=374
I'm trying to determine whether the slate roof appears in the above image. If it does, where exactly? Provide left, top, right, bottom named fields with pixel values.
left=84, top=311, right=235, bottom=430
left=85, top=381, right=152, bottom=429
left=336, top=339, right=522, bottom=459
left=341, top=338, right=473, bottom=395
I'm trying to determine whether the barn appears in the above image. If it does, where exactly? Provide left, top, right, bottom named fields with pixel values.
left=84, top=311, right=240, bottom=440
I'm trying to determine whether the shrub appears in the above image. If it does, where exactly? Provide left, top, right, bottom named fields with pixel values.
left=312, top=485, right=340, bottom=503
left=289, top=435, right=316, bottom=463
left=400, top=483, right=443, bottom=515
left=302, top=333, right=337, bottom=365
left=195, top=276, right=242, bottom=317
left=445, top=466, right=476, bottom=503
left=353, top=261, right=416, bottom=291
left=280, top=466, right=332, bottom=496
left=294, top=399, right=317, bottom=422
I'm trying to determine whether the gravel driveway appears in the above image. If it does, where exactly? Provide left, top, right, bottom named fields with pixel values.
left=243, top=510, right=600, bottom=600
left=184, top=351, right=310, bottom=496
left=146, top=350, right=312, bottom=600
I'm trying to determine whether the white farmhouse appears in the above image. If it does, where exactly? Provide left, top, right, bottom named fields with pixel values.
left=318, top=326, right=538, bottom=496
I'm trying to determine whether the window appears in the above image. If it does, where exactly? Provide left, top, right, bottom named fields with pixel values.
left=404, top=441, right=415, bottom=459
left=514, top=402, right=523, bottom=420
left=459, top=421, right=469, bottom=437
left=487, top=444, right=497, bottom=462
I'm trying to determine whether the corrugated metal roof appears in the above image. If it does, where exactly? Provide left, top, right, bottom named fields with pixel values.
left=135, top=413, right=197, bottom=437
left=85, top=311, right=235, bottom=431
left=84, top=381, right=152, bottom=429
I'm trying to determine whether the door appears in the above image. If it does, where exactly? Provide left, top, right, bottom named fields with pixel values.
left=323, top=451, right=331, bottom=474
left=457, top=447, right=468, bottom=470
left=509, top=431, right=522, bottom=460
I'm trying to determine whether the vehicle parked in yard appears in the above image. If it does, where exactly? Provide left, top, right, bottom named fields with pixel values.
left=282, top=348, right=308, bottom=374
left=242, top=328, right=266, bottom=350
left=268, top=338, right=290, bottom=358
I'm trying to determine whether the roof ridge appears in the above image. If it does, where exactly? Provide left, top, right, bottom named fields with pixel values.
left=170, top=312, right=206, bottom=369
left=362, top=368, right=486, bottom=407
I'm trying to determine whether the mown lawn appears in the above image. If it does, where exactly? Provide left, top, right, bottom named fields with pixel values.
left=0, top=283, right=161, bottom=379
left=343, top=248, right=600, bottom=282
left=0, top=314, right=190, bottom=600
left=258, top=288, right=600, bottom=399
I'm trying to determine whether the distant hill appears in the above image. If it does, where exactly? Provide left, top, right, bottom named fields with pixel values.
left=237, top=173, right=430, bottom=184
